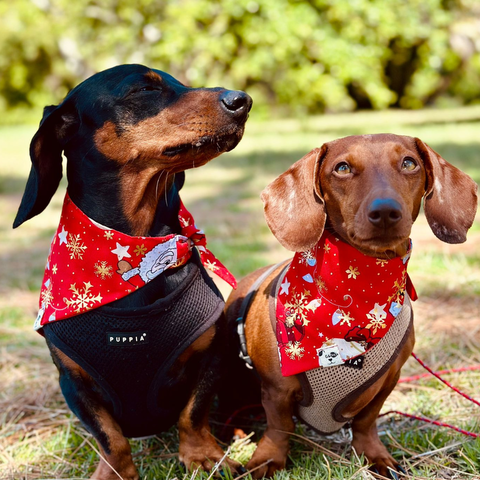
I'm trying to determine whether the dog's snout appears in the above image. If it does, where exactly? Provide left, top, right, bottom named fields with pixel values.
left=220, top=90, right=253, bottom=115
left=367, top=198, right=403, bottom=228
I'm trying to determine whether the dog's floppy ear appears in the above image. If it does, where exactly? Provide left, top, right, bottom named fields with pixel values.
left=261, top=145, right=327, bottom=252
left=415, top=138, right=478, bottom=244
left=13, top=102, right=79, bottom=228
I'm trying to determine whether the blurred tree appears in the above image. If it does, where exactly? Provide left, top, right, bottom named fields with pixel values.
left=1, top=0, right=480, bottom=116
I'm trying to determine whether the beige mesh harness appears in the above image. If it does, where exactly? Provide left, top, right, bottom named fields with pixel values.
left=269, top=266, right=413, bottom=434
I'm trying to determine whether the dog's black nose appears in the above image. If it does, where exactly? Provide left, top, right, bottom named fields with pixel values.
left=220, top=90, right=253, bottom=116
left=367, top=198, right=402, bottom=228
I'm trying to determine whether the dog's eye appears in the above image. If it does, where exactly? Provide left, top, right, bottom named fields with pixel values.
left=139, top=86, right=160, bottom=92
left=334, top=162, right=351, bottom=175
left=402, top=157, right=417, bottom=171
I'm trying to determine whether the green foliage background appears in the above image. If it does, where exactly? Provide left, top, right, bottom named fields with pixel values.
left=2, top=0, right=480, bottom=119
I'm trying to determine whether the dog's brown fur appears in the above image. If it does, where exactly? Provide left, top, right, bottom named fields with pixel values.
left=225, top=134, right=477, bottom=478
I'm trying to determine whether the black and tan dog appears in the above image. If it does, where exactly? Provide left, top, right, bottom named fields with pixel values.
left=226, top=134, right=477, bottom=478
left=14, top=64, right=251, bottom=479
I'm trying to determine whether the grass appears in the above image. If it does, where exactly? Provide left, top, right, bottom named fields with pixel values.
left=1, top=106, right=480, bottom=479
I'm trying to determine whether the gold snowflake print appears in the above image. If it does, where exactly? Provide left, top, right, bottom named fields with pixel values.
left=388, top=271, right=407, bottom=303
left=205, top=259, right=219, bottom=272
left=41, top=284, right=54, bottom=308
left=52, top=264, right=58, bottom=274
left=346, top=265, right=360, bottom=279
left=134, top=244, right=147, bottom=256
left=366, top=316, right=386, bottom=335
left=94, top=261, right=113, bottom=280
left=285, top=341, right=304, bottom=360
left=340, top=311, right=354, bottom=326
left=66, top=233, right=87, bottom=260
left=104, top=231, right=114, bottom=240
left=285, top=291, right=310, bottom=326
left=366, top=303, right=387, bottom=335
left=65, top=282, right=103, bottom=313
left=323, top=242, right=331, bottom=253
left=376, top=258, right=388, bottom=267
left=315, top=276, right=327, bottom=292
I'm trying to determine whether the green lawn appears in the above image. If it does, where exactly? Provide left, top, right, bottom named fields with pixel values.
left=1, top=107, right=479, bottom=479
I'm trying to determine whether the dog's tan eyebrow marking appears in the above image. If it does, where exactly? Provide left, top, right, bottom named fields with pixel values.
left=144, top=70, right=163, bottom=83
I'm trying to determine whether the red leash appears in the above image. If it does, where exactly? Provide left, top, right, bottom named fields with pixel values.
left=380, top=352, right=480, bottom=438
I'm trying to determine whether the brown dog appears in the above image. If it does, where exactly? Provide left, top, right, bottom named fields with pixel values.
left=225, top=134, right=477, bottom=478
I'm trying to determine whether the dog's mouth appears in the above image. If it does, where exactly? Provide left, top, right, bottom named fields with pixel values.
left=346, top=231, right=409, bottom=258
left=163, top=130, right=243, bottom=157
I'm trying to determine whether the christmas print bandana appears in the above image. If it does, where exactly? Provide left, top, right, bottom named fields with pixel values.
left=34, top=193, right=236, bottom=331
left=276, top=231, right=417, bottom=376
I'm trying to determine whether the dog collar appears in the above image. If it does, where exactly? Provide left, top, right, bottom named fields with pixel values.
left=276, top=231, right=417, bottom=376
left=34, top=193, right=236, bottom=330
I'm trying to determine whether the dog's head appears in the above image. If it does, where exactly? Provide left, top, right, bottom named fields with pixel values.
left=14, top=64, right=252, bottom=234
left=262, top=134, right=478, bottom=257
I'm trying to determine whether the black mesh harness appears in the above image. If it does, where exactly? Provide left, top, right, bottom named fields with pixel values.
left=43, top=251, right=224, bottom=437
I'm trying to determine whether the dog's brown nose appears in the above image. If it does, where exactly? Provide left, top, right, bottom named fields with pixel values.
left=367, top=198, right=402, bottom=228
left=220, top=90, right=253, bottom=116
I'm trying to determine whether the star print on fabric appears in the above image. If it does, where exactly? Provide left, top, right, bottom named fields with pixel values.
left=323, top=243, right=331, bottom=253
left=280, top=278, right=291, bottom=295
left=58, top=226, right=68, bottom=245
left=111, top=242, right=131, bottom=261
left=104, top=231, right=114, bottom=240
left=346, top=266, right=360, bottom=279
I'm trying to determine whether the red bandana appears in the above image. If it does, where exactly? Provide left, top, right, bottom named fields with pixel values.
left=276, top=231, right=417, bottom=376
left=34, top=193, right=236, bottom=331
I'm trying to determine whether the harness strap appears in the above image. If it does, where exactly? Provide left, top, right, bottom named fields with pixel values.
left=236, top=262, right=287, bottom=368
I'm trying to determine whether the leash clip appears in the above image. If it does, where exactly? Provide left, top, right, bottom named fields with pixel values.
left=236, top=316, right=254, bottom=369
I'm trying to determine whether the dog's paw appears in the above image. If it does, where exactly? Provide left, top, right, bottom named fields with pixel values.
left=245, top=447, right=288, bottom=479
left=369, top=456, right=406, bottom=479
left=180, top=448, right=243, bottom=476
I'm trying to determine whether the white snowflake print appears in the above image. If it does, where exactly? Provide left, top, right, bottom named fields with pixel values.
left=65, top=282, right=103, bottom=313
left=94, top=261, right=113, bottom=280
left=299, top=249, right=315, bottom=265
left=285, top=341, right=305, bottom=360
left=66, top=233, right=87, bottom=260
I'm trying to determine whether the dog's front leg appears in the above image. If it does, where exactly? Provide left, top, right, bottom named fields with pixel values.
left=346, top=329, right=414, bottom=478
left=177, top=324, right=243, bottom=474
left=246, top=376, right=301, bottom=479
left=49, top=344, right=138, bottom=480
